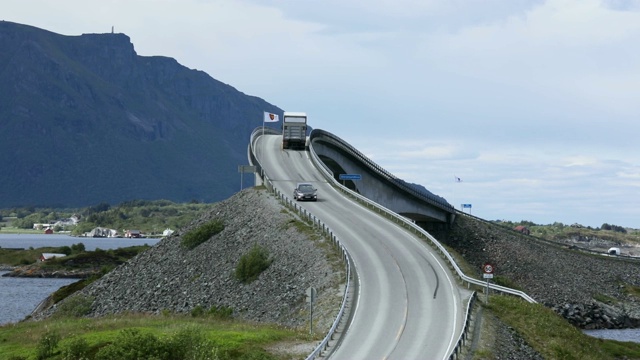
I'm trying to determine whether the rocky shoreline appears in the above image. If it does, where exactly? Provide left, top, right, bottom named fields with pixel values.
left=2, top=266, right=97, bottom=278
left=0, top=265, right=14, bottom=271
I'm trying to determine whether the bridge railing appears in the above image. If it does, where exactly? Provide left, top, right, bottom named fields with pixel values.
left=308, top=131, right=536, bottom=303
left=249, top=128, right=353, bottom=360
left=251, top=128, right=535, bottom=360
left=309, top=129, right=455, bottom=214
left=308, top=131, right=536, bottom=358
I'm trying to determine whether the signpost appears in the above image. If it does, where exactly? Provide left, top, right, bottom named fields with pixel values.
left=238, top=165, right=256, bottom=190
left=482, top=263, right=494, bottom=304
left=461, top=203, right=472, bottom=214
left=306, top=287, right=317, bottom=334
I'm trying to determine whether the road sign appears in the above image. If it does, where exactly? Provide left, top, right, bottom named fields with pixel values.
left=306, top=287, right=317, bottom=303
left=339, top=174, right=362, bottom=180
left=483, top=263, right=494, bottom=279
left=462, top=204, right=472, bottom=208
left=482, top=263, right=494, bottom=274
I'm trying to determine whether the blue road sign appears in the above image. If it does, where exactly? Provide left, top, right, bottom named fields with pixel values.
left=339, top=174, right=362, bottom=180
left=462, top=204, right=472, bottom=208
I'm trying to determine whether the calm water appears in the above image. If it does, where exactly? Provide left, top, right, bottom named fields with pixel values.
left=0, top=234, right=161, bottom=325
left=0, top=271, right=78, bottom=324
left=584, top=328, right=640, bottom=343
left=2, top=236, right=639, bottom=344
left=0, top=233, right=160, bottom=250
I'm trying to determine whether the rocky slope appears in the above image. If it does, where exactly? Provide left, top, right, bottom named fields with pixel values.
left=36, top=187, right=345, bottom=335
left=32, top=189, right=640, bottom=357
left=446, top=215, right=640, bottom=329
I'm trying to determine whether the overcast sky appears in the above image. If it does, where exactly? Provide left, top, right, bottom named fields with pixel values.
left=4, top=0, right=640, bottom=228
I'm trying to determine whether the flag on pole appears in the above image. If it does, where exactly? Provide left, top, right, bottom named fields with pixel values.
left=454, top=176, right=462, bottom=182
left=263, top=112, right=279, bottom=123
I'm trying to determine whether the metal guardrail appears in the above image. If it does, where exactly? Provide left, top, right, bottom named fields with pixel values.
left=308, top=131, right=537, bottom=303
left=309, top=129, right=455, bottom=214
left=248, top=128, right=353, bottom=360
left=449, top=292, right=477, bottom=360
left=250, top=128, right=536, bottom=359
left=307, top=132, right=537, bottom=358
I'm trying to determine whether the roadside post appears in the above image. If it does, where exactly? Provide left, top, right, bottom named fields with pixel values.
left=482, top=263, right=494, bottom=304
left=238, top=165, right=256, bottom=190
left=306, top=287, right=317, bottom=334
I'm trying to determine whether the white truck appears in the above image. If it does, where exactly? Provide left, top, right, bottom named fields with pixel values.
left=282, top=112, right=307, bottom=150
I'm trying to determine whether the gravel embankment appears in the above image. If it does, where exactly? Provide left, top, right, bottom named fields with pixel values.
left=37, top=187, right=345, bottom=337
left=33, top=189, right=640, bottom=358
left=447, top=215, right=640, bottom=329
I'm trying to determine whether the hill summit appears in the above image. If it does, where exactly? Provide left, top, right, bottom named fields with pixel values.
left=0, top=21, right=281, bottom=208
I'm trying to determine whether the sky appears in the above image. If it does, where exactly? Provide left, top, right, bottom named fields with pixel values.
left=4, top=0, right=640, bottom=228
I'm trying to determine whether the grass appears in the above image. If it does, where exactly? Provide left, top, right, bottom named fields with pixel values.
left=181, top=219, right=225, bottom=249
left=0, top=313, right=313, bottom=360
left=440, top=240, right=640, bottom=359
left=0, top=226, right=47, bottom=235
left=485, top=295, right=640, bottom=360
left=622, top=282, right=640, bottom=298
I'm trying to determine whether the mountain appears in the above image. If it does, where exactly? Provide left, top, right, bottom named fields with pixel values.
left=0, top=21, right=282, bottom=208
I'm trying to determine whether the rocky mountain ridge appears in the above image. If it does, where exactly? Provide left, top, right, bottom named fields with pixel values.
left=0, top=21, right=282, bottom=208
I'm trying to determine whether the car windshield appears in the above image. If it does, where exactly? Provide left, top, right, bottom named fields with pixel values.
left=298, top=184, right=314, bottom=192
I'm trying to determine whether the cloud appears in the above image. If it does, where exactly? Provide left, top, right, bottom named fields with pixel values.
left=3, top=0, right=640, bottom=228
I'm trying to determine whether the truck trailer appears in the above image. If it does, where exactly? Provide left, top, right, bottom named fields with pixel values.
left=282, top=112, right=307, bottom=150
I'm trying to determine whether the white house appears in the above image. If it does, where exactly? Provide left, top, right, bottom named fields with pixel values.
left=40, top=253, right=67, bottom=261
left=162, top=228, right=174, bottom=237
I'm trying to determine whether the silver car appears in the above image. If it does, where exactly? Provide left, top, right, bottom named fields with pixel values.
left=293, top=183, right=318, bottom=201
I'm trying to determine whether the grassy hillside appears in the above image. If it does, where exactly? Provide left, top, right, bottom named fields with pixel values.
left=0, top=200, right=212, bottom=236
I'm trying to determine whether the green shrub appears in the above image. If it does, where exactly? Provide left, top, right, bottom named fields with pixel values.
left=235, top=244, right=273, bottom=283
left=191, top=305, right=206, bottom=317
left=95, top=327, right=218, bottom=360
left=208, top=305, right=233, bottom=319
left=36, top=330, right=60, bottom=360
left=71, top=243, right=86, bottom=253
left=95, top=329, right=167, bottom=360
left=166, top=326, right=218, bottom=360
left=54, top=295, right=94, bottom=318
left=191, top=305, right=233, bottom=320
left=60, top=336, right=89, bottom=360
left=181, top=219, right=225, bottom=249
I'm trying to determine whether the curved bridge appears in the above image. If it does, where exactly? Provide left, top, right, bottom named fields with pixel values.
left=248, top=127, right=535, bottom=359
left=310, top=129, right=456, bottom=229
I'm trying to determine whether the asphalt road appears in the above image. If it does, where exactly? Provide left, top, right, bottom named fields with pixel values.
left=255, top=134, right=467, bottom=360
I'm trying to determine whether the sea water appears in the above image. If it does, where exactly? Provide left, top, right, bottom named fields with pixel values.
left=0, top=234, right=160, bottom=325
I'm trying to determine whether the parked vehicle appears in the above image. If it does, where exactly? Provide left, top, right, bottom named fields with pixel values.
left=293, top=183, right=317, bottom=201
left=282, top=112, right=307, bottom=150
